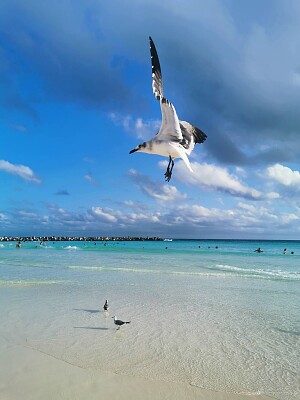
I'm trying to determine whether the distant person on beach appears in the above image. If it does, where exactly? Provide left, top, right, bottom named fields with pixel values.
left=16, top=241, right=21, bottom=248
left=283, top=248, right=287, bottom=255
left=254, top=247, right=263, bottom=253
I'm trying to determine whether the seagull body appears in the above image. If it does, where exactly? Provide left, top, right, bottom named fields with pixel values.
left=129, top=36, right=207, bottom=181
left=103, top=300, right=109, bottom=311
left=112, top=316, right=130, bottom=329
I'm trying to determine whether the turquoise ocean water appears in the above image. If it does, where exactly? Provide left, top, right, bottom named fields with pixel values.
left=0, top=239, right=299, bottom=399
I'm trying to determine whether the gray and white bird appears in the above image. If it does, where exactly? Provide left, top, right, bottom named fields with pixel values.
left=112, top=316, right=131, bottom=329
left=129, top=36, right=207, bottom=182
left=103, top=300, right=109, bottom=311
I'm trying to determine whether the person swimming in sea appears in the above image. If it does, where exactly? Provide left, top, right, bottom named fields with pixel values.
left=254, top=247, right=263, bottom=253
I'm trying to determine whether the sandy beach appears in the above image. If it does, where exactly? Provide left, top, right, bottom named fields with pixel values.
left=1, top=241, right=299, bottom=400
left=1, top=344, right=273, bottom=400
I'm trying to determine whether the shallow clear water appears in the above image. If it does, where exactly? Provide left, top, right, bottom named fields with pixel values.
left=0, top=240, right=299, bottom=399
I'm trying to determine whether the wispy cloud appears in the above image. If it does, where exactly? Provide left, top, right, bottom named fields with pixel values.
left=121, top=200, right=149, bottom=212
left=83, top=157, right=96, bottom=164
left=11, top=123, right=28, bottom=132
left=0, top=213, right=9, bottom=221
left=109, top=113, right=160, bottom=140
left=84, top=174, right=97, bottom=185
left=128, top=169, right=187, bottom=202
left=0, top=160, right=41, bottom=183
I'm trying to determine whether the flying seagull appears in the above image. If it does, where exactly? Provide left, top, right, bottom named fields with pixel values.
left=129, top=36, right=207, bottom=182
left=112, top=316, right=131, bottom=329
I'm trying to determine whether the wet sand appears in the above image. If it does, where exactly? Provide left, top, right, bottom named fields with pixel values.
left=1, top=344, right=273, bottom=400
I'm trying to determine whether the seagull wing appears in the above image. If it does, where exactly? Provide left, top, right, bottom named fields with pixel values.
left=158, top=98, right=182, bottom=141
left=149, top=37, right=182, bottom=141
left=179, top=121, right=207, bottom=155
left=149, top=36, right=163, bottom=99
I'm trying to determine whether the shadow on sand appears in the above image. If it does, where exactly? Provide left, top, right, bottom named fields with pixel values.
left=73, top=308, right=100, bottom=314
left=74, top=326, right=109, bottom=330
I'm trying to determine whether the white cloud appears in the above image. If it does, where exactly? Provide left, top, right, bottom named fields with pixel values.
left=143, top=184, right=187, bottom=202
left=134, top=117, right=161, bottom=140
left=17, top=210, right=38, bottom=218
left=122, top=200, right=149, bottom=211
left=128, top=169, right=187, bottom=202
left=265, top=192, right=280, bottom=200
left=91, top=207, right=117, bottom=223
left=176, top=204, right=233, bottom=222
left=235, top=166, right=246, bottom=175
left=169, top=161, right=262, bottom=200
left=281, top=213, right=299, bottom=224
left=4, top=198, right=300, bottom=239
left=84, top=174, right=97, bottom=185
left=47, top=204, right=68, bottom=216
left=0, top=160, right=41, bottom=183
left=0, top=213, right=8, bottom=221
left=109, top=113, right=160, bottom=140
left=266, top=163, right=300, bottom=187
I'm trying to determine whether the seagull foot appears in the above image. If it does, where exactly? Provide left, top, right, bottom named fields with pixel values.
left=164, top=169, right=172, bottom=182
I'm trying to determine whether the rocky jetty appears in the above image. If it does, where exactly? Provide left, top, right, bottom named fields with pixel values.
left=0, top=236, right=162, bottom=242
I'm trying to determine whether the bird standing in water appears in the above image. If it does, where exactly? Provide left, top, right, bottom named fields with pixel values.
left=112, top=316, right=131, bottom=330
left=103, top=300, right=109, bottom=311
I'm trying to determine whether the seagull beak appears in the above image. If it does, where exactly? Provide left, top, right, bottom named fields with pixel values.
left=129, top=147, right=138, bottom=154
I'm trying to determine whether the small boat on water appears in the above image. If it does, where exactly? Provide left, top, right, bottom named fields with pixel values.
left=164, top=239, right=173, bottom=242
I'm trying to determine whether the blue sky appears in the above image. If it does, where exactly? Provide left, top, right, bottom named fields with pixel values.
left=1, top=0, right=300, bottom=239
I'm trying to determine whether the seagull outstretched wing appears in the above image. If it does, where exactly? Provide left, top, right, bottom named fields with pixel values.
left=149, top=36, right=163, bottom=100
left=149, top=36, right=182, bottom=141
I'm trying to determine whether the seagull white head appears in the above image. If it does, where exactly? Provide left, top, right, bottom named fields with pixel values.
left=129, top=142, right=147, bottom=154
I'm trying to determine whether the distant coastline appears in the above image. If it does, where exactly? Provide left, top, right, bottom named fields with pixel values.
left=0, top=236, right=163, bottom=242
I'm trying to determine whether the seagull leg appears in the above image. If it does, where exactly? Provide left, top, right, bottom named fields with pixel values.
left=164, top=156, right=172, bottom=182
left=170, top=159, right=175, bottom=175
left=164, top=157, right=174, bottom=182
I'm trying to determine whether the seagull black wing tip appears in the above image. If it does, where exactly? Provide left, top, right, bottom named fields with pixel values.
left=194, top=128, right=208, bottom=144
